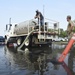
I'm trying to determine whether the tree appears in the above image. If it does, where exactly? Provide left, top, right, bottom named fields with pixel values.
left=59, top=31, right=67, bottom=38
left=73, top=26, right=75, bottom=32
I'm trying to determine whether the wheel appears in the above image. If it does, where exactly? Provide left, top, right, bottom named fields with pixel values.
left=17, top=37, right=22, bottom=46
left=25, top=38, right=30, bottom=47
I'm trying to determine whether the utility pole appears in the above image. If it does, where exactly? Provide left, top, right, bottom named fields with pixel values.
left=43, top=5, right=46, bottom=41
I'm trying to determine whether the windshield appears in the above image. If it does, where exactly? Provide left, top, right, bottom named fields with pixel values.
left=6, top=24, right=12, bottom=31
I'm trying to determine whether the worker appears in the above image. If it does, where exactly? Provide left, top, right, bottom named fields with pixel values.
left=34, top=10, right=44, bottom=27
left=66, top=15, right=74, bottom=40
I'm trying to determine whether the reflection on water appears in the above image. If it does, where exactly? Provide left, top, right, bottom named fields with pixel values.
left=0, top=44, right=75, bottom=75
left=4, top=46, right=53, bottom=75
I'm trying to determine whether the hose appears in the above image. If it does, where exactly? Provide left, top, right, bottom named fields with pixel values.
left=18, top=30, right=37, bottom=50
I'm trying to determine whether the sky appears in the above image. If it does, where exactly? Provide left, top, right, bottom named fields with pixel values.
left=0, top=0, right=75, bottom=36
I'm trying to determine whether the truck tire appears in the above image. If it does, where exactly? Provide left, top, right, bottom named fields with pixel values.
left=17, top=37, right=22, bottom=46
left=24, top=38, right=30, bottom=47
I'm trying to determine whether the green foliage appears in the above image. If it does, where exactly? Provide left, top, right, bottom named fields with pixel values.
left=59, top=31, right=67, bottom=38
left=48, top=29, right=52, bottom=32
left=48, top=28, right=67, bottom=38
left=72, top=26, right=75, bottom=32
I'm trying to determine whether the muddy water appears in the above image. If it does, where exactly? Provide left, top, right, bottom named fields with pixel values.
left=0, top=44, right=75, bottom=75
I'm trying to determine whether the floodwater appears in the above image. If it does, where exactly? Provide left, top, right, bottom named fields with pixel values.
left=0, top=44, right=75, bottom=75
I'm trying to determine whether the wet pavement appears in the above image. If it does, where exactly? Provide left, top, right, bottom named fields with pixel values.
left=0, top=44, right=75, bottom=75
